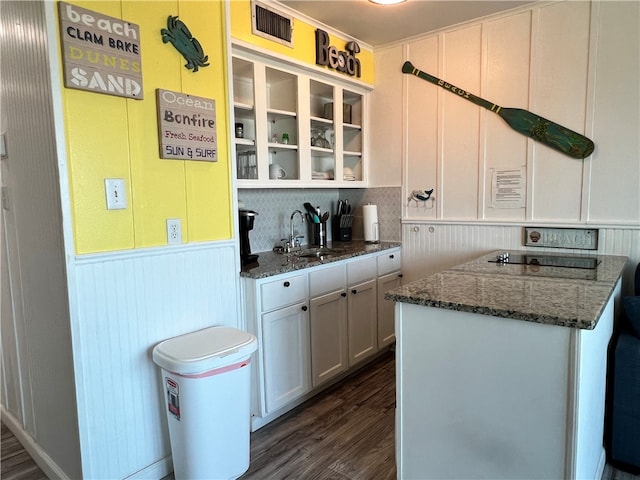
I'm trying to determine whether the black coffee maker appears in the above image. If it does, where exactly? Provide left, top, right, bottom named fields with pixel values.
left=239, top=209, right=258, bottom=266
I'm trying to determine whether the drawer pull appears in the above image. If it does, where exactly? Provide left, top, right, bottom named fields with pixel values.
left=399, top=273, right=404, bottom=278
left=341, top=292, right=347, bottom=297
left=352, top=289, right=357, bottom=295
left=389, top=254, right=395, bottom=259
left=283, top=281, right=290, bottom=287
left=301, top=305, right=308, bottom=311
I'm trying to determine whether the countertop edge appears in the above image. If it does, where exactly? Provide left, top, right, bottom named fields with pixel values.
left=385, top=250, right=627, bottom=330
left=384, top=293, right=598, bottom=330
left=240, top=241, right=402, bottom=279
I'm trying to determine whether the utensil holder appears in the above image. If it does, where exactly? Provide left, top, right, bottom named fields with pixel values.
left=310, top=221, right=327, bottom=247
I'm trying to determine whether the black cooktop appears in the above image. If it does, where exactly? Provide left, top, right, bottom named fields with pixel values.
left=488, top=253, right=600, bottom=270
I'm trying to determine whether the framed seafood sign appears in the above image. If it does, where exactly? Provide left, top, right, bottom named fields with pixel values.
left=58, top=2, right=143, bottom=99
left=156, top=89, right=217, bottom=161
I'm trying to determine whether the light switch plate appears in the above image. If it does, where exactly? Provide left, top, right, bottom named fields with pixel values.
left=105, top=178, right=127, bottom=210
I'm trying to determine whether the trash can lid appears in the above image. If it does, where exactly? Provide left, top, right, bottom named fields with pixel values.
left=152, top=326, right=257, bottom=375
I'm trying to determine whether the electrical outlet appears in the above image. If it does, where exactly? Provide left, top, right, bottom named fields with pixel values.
left=166, top=218, right=182, bottom=244
left=105, top=178, right=126, bottom=210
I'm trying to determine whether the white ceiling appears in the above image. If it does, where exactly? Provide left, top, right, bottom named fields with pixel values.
left=280, top=0, right=536, bottom=47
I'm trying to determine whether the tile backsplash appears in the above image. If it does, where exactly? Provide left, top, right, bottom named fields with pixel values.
left=238, top=187, right=401, bottom=253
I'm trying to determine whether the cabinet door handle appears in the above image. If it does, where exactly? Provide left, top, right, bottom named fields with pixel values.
left=389, top=254, right=395, bottom=259
left=283, top=281, right=290, bottom=287
left=301, top=305, right=308, bottom=311
left=341, top=292, right=347, bottom=297
left=399, top=273, right=403, bottom=278
left=352, top=289, right=357, bottom=295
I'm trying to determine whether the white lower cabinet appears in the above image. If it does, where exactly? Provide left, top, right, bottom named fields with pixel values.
left=346, top=256, right=378, bottom=366
left=377, top=248, right=403, bottom=348
left=245, top=247, right=401, bottom=430
left=262, top=302, right=311, bottom=413
left=347, top=278, right=378, bottom=366
left=310, top=290, right=348, bottom=387
left=377, top=272, right=402, bottom=348
left=309, top=263, right=348, bottom=388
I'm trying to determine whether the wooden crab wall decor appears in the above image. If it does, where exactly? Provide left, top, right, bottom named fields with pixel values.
left=160, top=16, right=209, bottom=72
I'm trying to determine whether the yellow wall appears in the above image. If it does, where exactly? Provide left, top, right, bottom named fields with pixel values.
left=229, top=0, right=374, bottom=85
left=60, top=0, right=232, bottom=253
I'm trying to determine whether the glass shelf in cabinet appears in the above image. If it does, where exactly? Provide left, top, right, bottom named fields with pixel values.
left=311, top=146, right=333, bottom=155
left=311, top=172, right=336, bottom=183
left=235, top=138, right=255, bottom=146
left=267, top=108, right=296, bottom=120
left=234, top=101, right=254, bottom=112
left=311, top=116, right=333, bottom=125
left=268, top=143, right=298, bottom=150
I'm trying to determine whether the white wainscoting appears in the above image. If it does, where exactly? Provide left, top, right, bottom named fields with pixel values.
left=401, top=223, right=640, bottom=295
left=71, top=241, right=241, bottom=479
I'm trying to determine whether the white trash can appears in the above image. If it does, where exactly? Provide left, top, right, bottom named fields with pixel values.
left=152, top=326, right=258, bottom=480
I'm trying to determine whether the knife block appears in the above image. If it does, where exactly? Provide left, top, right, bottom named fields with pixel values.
left=332, top=216, right=352, bottom=242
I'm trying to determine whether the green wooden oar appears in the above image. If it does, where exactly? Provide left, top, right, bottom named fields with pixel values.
left=402, top=61, right=594, bottom=159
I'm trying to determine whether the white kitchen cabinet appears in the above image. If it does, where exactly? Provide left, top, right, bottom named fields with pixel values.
left=243, top=271, right=310, bottom=423
left=244, top=246, right=400, bottom=430
left=309, top=264, right=348, bottom=387
left=310, top=290, right=348, bottom=387
left=264, top=66, right=300, bottom=181
left=347, top=256, right=378, bottom=366
left=260, top=272, right=306, bottom=312
left=377, top=248, right=402, bottom=348
left=347, top=279, right=377, bottom=366
left=233, top=56, right=301, bottom=183
left=309, top=79, right=336, bottom=181
left=377, top=273, right=402, bottom=348
left=341, top=89, right=364, bottom=182
left=262, top=302, right=311, bottom=413
left=232, top=57, right=258, bottom=180
left=232, top=49, right=368, bottom=188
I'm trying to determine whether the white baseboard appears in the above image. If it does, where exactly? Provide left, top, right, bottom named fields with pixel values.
left=1, top=407, right=70, bottom=480
left=596, top=448, right=606, bottom=480
left=123, top=456, right=173, bottom=480
left=2, top=406, right=175, bottom=480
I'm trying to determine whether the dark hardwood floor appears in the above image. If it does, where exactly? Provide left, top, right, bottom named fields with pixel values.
left=1, top=422, right=48, bottom=480
left=2, top=350, right=639, bottom=480
left=238, top=351, right=396, bottom=480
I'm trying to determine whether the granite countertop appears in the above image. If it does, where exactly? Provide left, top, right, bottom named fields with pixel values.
left=240, top=240, right=402, bottom=279
left=385, top=250, right=628, bottom=330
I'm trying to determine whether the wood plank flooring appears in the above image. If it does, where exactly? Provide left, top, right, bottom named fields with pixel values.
left=1, top=422, right=48, bottom=480
left=238, top=351, right=396, bottom=480
left=2, top=350, right=639, bottom=480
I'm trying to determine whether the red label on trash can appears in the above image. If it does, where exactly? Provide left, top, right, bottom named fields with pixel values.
left=165, top=377, right=180, bottom=421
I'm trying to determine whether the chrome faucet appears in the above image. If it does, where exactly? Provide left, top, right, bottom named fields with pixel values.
left=286, top=210, right=305, bottom=252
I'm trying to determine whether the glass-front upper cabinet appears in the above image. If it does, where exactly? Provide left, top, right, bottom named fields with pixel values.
left=342, top=89, right=363, bottom=182
left=265, top=67, right=299, bottom=181
left=309, top=79, right=335, bottom=182
left=233, top=57, right=257, bottom=180
left=232, top=51, right=367, bottom=188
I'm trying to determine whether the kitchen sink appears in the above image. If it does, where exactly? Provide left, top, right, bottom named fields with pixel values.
left=296, top=248, right=345, bottom=258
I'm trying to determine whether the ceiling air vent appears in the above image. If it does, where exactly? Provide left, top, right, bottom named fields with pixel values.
left=251, top=1, right=293, bottom=47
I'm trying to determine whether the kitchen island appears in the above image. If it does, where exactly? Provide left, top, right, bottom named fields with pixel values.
left=385, top=251, right=627, bottom=480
